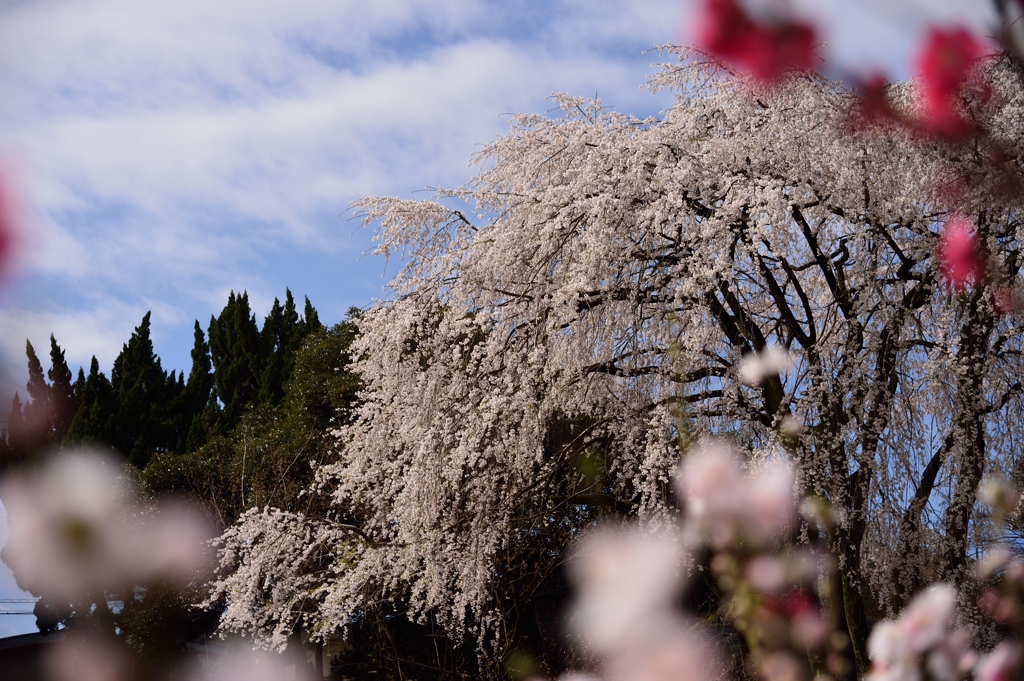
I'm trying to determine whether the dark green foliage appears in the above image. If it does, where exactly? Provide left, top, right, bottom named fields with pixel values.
left=108, top=312, right=180, bottom=467
left=0, top=289, right=335, bottom=658
left=2, top=290, right=323, bottom=473
left=207, top=289, right=323, bottom=433
left=66, top=356, right=117, bottom=446
left=23, top=340, right=50, bottom=439
left=47, top=335, right=77, bottom=438
left=142, top=319, right=359, bottom=527
left=208, top=291, right=263, bottom=430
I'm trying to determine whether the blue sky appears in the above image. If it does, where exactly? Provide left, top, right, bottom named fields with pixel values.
left=0, top=0, right=1003, bottom=638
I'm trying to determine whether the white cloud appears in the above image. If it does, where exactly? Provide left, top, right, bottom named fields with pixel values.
left=0, top=0, right=1002, bottom=383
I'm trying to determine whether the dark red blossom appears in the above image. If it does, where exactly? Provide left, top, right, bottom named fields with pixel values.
left=0, top=170, right=17, bottom=278
left=849, top=75, right=901, bottom=129
left=937, top=216, right=986, bottom=290
left=696, top=0, right=816, bottom=83
left=916, top=27, right=989, bottom=137
left=760, top=589, right=818, bottom=618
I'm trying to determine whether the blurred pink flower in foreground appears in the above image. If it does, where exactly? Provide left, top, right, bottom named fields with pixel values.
left=0, top=166, right=28, bottom=282
left=676, top=440, right=796, bottom=548
left=916, top=27, right=989, bottom=138
left=975, top=643, right=1021, bottom=681
left=43, top=632, right=130, bottom=681
left=567, top=525, right=685, bottom=656
left=867, top=584, right=976, bottom=681
left=566, top=525, right=721, bottom=681
left=183, top=641, right=316, bottom=681
left=694, top=0, right=815, bottom=83
left=1, top=450, right=135, bottom=603
left=937, top=217, right=985, bottom=290
left=0, top=449, right=214, bottom=604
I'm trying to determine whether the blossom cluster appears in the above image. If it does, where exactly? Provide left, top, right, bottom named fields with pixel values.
left=0, top=449, right=236, bottom=681
left=689, top=0, right=1022, bottom=300
left=558, top=442, right=1024, bottom=681
left=1, top=449, right=213, bottom=603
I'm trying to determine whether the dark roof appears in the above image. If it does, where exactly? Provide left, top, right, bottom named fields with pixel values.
left=0, top=630, right=65, bottom=652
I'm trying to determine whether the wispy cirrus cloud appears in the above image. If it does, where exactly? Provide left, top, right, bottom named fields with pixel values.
left=0, top=0, right=682, bottom=377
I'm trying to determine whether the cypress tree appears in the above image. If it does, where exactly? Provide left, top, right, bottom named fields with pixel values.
left=66, top=356, right=117, bottom=446
left=176, top=321, right=215, bottom=452
left=23, top=340, right=50, bottom=441
left=47, top=335, right=76, bottom=441
left=1, top=392, right=27, bottom=467
left=208, top=292, right=262, bottom=430
left=110, top=312, right=174, bottom=467
left=302, top=295, right=322, bottom=335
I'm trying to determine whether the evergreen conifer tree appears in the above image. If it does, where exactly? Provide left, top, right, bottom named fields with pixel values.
left=301, top=295, right=322, bottom=335
left=22, top=340, right=50, bottom=441
left=47, top=335, right=76, bottom=441
left=0, top=392, right=27, bottom=468
left=110, top=312, right=176, bottom=466
left=66, top=356, right=116, bottom=445
left=208, top=292, right=262, bottom=430
left=176, top=321, right=215, bottom=452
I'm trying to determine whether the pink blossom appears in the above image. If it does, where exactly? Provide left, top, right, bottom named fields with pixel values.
left=184, top=641, right=316, bottom=681
left=990, top=286, right=1018, bottom=316
left=852, top=76, right=900, bottom=128
left=676, top=441, right=795, bottom=548
left=0, top=450, right=136, bottom=603
left=927, top=629, right=976, bottom=681
left=791, top=609, right=829, bottom=648
left=936, top=217, right=985, bottom=290
left=898, top=584, right=958, bottom=654
left=916, top=27, right=988, bottom=138
left=604, top=626, right=720, bottom=681
left=759, top=651, right=804, bottom=681
left=868, top=621, right=909, bottom=677
left=975, top=643, right=1021, bottom=681
left=1, top=449, right=216, bottom=603
left=747, top=463, right=797, bottom=537
left=138, top=498, right=216, bottom=580
left=867, top=585, right=965, bottom=681
left=567, top=526, right=686, bottom=655
left=43, top=633, right=130, bottom=681
left=0, top=167, right=23, bottom=281
left=746, top=555, right=787, bottom=592
left=694, top=0, right=816, bottom=83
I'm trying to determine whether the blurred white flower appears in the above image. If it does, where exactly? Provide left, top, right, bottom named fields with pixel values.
left=675, top=440, right=795, bottom=548
left=867, top=584, right=969, bottom=681
left=1, top=449, right=135, bottom=603
left=976, top=548, right=1011, bottom=580
left=759, top=650, right=804, bottom=681
left=567, top=525, right=686, bottom=656
left=791, top=609, right=830, bottom=649
left=780, top=415, right=803, bottom=436
left=747, top=463, right=797, bottom=538
left=184, top=640, right=316, bottom=681
left=975, top=643, right=1021, bottom=681
left=899, top=584, right=957, bottom=654
left=138, top=498, right=216, bottom=580
left=746, top=556, right=788, bottom=592
left=926, top=629, right=976, bottom=681
left=604, top=624, right=720, bottom=681
left=739, top=346, right=794, bottom=386
left=1, top=448, right=215, bottom=604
